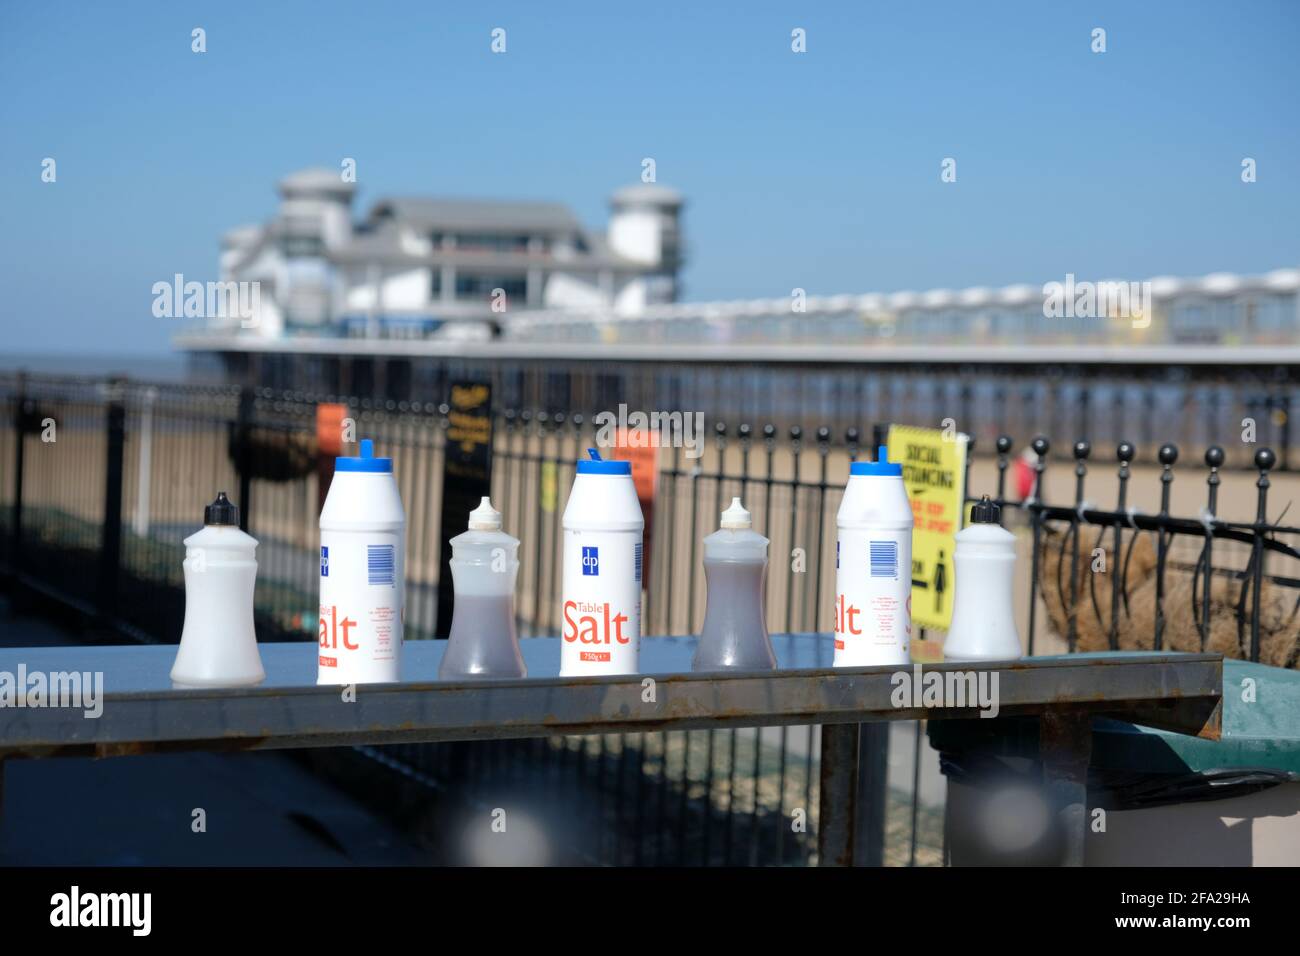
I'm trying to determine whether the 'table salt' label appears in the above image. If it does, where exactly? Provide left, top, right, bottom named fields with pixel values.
left=561, top=531, right=640, bottom=675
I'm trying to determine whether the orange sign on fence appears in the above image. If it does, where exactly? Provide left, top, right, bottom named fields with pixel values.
left=316, top=403, right=348, bottom=512
left=609, top=428, right=660, bottom=590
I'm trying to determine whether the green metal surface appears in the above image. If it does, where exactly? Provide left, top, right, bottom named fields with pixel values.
left=1092, top=658, right=1300, bottom=775
left=931, top=653, right=1300, bottom=776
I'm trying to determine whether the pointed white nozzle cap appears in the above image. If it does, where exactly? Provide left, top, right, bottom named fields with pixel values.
left=468, top=496, right=502, bottom=531
left=720, top=497, right=752, bottom=530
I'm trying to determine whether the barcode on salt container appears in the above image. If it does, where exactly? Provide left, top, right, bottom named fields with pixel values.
left=367, top=544, right=395, bottom=586
left=869, top=540, right=898, bottom=578
left=634, top=542, right=643, bottom=583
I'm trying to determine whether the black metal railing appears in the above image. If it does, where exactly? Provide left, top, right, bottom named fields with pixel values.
left=967, top=435, right=1300, bottom=668
left=225, top=352, right=1299, bottom=471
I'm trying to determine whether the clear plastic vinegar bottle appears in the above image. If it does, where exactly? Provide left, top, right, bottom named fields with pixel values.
left=693, top=498, right=776, bottom=671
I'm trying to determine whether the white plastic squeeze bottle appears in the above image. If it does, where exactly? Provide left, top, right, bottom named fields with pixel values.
left=171, top=492, right=265, bottom=687
left=318, top=438, right=406, bottom=685
left=694, top=497, right=776, bottom=671
left=560, top=448, right=644, bottom=676
left=834, top=444, right=914, bottom=667
left=439, top=497, right=526, bottom=680
left=943, top=495, right=1021, bottom=662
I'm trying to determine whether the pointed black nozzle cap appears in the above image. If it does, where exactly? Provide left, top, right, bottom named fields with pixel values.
left=204, top=492, right=239, bottom=526
left=970, top=494, right=1000, bottom=524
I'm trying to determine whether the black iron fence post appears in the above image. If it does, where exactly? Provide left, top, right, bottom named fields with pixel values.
left=1249, top=448, right=1276, bottom=662
left=97, top=377, right=126, bottom=619
left=812, top=425, right=831, bottom=629
left=1279, top=393, right=1291, bottom=471
left=1154, top=444, right=1178, bottom=651
left=871, top=422, right=886, bottom=454
left=1066, top=441, right=1089, bottom=652
left=995, top=435, right=1012, bottom=520
left=1025, top=436, right=1049, bottom=654
left=236, top=385, right=254, bottom=534
left=1198, top=446, right=1224, bottom=651
left=782, top=426, right=802, bottom=635
left=1110, top=442, right=1135, bottom=650
left=10, top=371, right=28, bottom=566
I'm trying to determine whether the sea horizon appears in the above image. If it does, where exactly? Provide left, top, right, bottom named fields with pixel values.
left=3, top=351, right=194, bottom=383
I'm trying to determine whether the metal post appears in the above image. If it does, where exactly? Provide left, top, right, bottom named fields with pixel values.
left=817, top=722, right=860, bottom=866
left=1154, top=444, right=1178, bottom=651
left=1249, top=448, right=1275, bottom=662
left=1279, top=392, right=1291, bottom=471
left=1199, top=447, right=1224, bottom=651
left=98, top=378, right=126, bottom=619
left=1110, top=442, right=1135, bottom=650
left=908, top=720, right=922, bottom=866
left=1025, top=437, right=1049, bottom=654
left=854, top=722, right=888, bottom=866
left=132, top=386, right=157, bottom=537
left=1039, top=711, right=1092, bottom=867
left=236, top=386, right=254, bottom=534
left=1066, top=442, right=1089, bottom=652
left=10, top=372, right=27, bottom=566
left=995, top=435, right=1012, bottom=518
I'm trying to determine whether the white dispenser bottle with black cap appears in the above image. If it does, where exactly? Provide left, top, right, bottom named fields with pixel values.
left=944, top=495, right=1021, bottom=662
left=834, top=444, right=914, bottom=667
left=171, top=492, right=265, bottom=687
left=439, top=497, right=526, bottom=680
left=694, top=497, right=776, bottom=671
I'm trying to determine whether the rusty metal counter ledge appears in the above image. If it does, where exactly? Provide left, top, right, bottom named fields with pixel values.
left=0, top=635, right=1223, bottom=867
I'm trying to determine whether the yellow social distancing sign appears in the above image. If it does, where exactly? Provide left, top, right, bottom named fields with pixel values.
left=886, top=424, right=969, bottom=636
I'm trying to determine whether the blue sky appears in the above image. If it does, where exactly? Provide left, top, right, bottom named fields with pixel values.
left=3, top=0, right=1298, bottom=356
